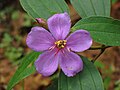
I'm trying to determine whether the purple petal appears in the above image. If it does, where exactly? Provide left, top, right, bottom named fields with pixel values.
left=66, top=30, right=92, bottom=52
left=59, top=48, right=83, bottom=77
left=35, top=48, right=59, bottom=76
left=47, top=12, right=71, bottom=40
left=26, top=26, right=55, bottom=52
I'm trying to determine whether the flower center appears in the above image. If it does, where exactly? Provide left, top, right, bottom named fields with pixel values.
left=55, top=40, right=67, bottom=49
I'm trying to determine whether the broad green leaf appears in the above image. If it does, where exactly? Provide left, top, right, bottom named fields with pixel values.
left=70, top=0, right=111, bottom=18
left=7, top=51, right=40, bottom=90
left=59, top=56, right=104, bottom=90
left=72, top=16, right=120, bottom=46
left=20, top=0, right=69, bottom=19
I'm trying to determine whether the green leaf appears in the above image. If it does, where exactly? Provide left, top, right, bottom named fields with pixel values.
left=20, top=0, right=69, bottom=19
left=72, top=16, right=120, bottom=46
left=7, top=51, right=40, bottom=90
left=70, top=0, right=111, bottom=18
left=58, top=56, right=104, bottom=90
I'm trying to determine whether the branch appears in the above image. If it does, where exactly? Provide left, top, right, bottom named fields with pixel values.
left=91, top=45, right=111, bottom=63
left=89, top=46, right=111, bottom=50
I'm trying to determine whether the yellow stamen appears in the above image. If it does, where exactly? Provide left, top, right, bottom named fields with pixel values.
left=55, top=40, right=67, bottom=49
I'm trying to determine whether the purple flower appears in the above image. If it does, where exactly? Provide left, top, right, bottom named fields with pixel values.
left=26, top=12, right=92, bottom=77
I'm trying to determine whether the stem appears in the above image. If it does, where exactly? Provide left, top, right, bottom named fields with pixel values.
left=50, top=68, right=60, bottom=80
left=21, top=80, right=24, bottom=90
left=91, top=49, right=105, bottom=63
left=91, top=45, right=111, bottom=63
left=89, top=46, right=111, bottom=50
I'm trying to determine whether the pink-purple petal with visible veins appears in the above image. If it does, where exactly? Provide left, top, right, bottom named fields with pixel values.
left=66, top=30, right=92, bottom=52
left=59, top=48, right=83, bottom=77
left=35, top=48, right=59, bottom=76
left=26, top=26, right=55, bottom=52
left=47, top=12, right=71, bottom=40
